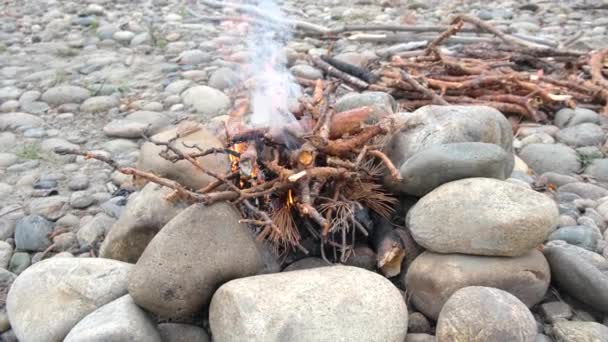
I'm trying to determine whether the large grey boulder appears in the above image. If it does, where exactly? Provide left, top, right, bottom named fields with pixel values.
left=137, top=125, right=230, bottom=190
left=407, top=178, right=559, bottom=256
left=543, top=241, right=608, bottom=313
left=519, top=143, right=581, bottom=175
left=551, top=321, right=608, bottom=342
left=384, top=105, right=514, bottom=195
left=6, top=258, right=132, bottom=342
left=395, top=142, right=513, bottom=196
left=436, top=287, right=537, bottom=342
left=128, top=202, right=263, bottom=319
left=209, top=266, right=408, bottom=342
left=405, top=250, right=550, bottom=319
left=64, top=295, right=161, bottom=342
left=100, top=183, right=187, bottom=263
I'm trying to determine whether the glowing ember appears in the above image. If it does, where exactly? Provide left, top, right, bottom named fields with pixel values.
left=287, top=189, right=295, bottom=207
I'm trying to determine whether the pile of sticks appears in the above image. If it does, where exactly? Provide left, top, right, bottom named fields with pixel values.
left=59, top=6, right=608, bottom=273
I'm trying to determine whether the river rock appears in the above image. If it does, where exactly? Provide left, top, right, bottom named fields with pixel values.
left=393, top=142, right=513, bottom=196
left=547, top=225, right=601, bottom=251
left=27, top=196, right=68, bottom=221
left=137, top=124, right=230, bottom=190
left=14, top=215, right=53, bottom=252
left=157, top=323, right=210, bottom=342
left=0, top=113, right=44, bottom=131
left=407, top=178, right=558, bottom=256
left=551, top=321, right=608, bottom=342
left=436, top=286, right=537, bottom=342
left=209, top=266, right=408, bottom=342
left=182, top=86, right=230, bottom=118
left=77, top=213, right=115, bottom=247
left=208, top=67, right=240, bottom=90
left=335, top=91, right=396, bottom=117
left=519, top=143, right=581, bottom=175
left=585, top=159, right=608, bottom=183
left=556, top=123, right=605, bottom=147
left=290, top=64, right=323, bottom=80
left=385, top=105, right=513, bottom=189
left=79, top=96, right=119, bottom=113
left=100, top=183, right=186, bottom=263
left=41, top=85, right=90, bottom=105
left=6, top=258, right=133, bottom=342
left=128, top=202, right=263, bottom=319
left=559, top=182, right=608, bottom=200
left=554, top=107, right=600, bottom=128
left=0, top=268, right=16, bottom=309
left=405, top=250, right=550, bottom=320
left=0, top=241, right=12, bottom=270
left=8, top=253, right=30, bottom=275
left=64, top=295, right=161, bottom=342
left=543, top=241, right=608, bottom=313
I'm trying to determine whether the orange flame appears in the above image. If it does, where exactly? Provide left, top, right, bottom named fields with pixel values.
left=287, top=189, right=295, bottom=207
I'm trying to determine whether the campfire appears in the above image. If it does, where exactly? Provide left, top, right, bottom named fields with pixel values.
left=56, top=4, right=608, bottom=277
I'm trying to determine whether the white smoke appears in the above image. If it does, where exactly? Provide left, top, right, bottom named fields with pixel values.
left=245, top=0, right=301, bottom=128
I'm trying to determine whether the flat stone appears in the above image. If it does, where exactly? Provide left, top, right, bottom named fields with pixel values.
left=176, top=49, right=211, bottom=65
left=559, top=182, right=608, bottom=200
left=209, top=266, right=408, bottom=342
left=103, top=120, right=148, bottom=139
left=407, top=178, right=558, bottom=256
left=64, top=295, right=161, bottom=342
left=79, top=96, right=119, bottom=113
left=0, top=153, right=18, bottom=168
left=164, top=79, right=192, bottom=95
left=551, top=321, right=608, bottom=342
left=41, top=85, right=90, bottom=105
left=406, top=250, right=550, bottom=320
left=436, top=287, right=537, bottom=342
left=519, top=143, right=581, bottom=175
left=290, top=64, right=323, bottom=80
left=7, top=258, right=132, bottom=342
left=0, top=87, right=22, bottom=103
left=0, top=113, right=44, bottom=131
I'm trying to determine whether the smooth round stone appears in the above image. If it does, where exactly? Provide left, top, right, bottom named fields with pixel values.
left=0, top=100, right=19, bottom=112
left=165, top=80, right=192, bottom=95
left=14, top=215, right=53, bottom=252
left=32, top=179, right=57, bottom=190
left=407, top=178, right=558, bottom=257
left=9, top=252, right=31, bottom=275
left=548, top=225, right=601, bottom=251
left=290, top=64, right=323, bottom=80
left=41, top=86, right=90, bottom=106
left=142, top=102, right=163, bottom=112
left=208, top=67, right=240, bottom=90
left=68, top=175, right=89, bottom=191
left=69, top=191, right=95, bottom=209
left=79, top=96, right=119, bottom=113
left=556, top=123, right=605, bottom=147
left=113, top=31, right=135, bottom=43
left=0, top=153, right=18, bottom=168
left=436, top=287, right=537, bottom=342
left=519, top=143, right=581, bottom=175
